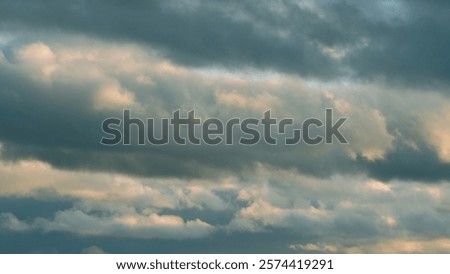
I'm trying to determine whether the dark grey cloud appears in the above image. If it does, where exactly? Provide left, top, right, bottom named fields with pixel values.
left=364, top=144, right=450, bottom=182
left=0, top=0, right=338, bottom=78
left=0, top=45, right=361, bottom=179
left=0, top=0, right=448, bottom=87
left=0, top=37, right=449, bottom=182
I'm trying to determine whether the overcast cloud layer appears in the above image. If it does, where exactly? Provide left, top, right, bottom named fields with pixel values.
left=1, top=0, right=450, bottom=253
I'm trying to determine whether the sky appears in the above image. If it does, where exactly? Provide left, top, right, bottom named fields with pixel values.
left=1, top=0, right=450, bottom=253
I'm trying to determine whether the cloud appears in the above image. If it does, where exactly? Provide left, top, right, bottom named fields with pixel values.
left=367, top=238, right=450, bottom=253
left=81, top=245, right=106, bottom=254
left=3, top=209, right=215, bottom=240
left=0, top=213, right=30, bottom=232
left=324, top=91, right=395, bottom=161
left=1, top=158, right=450, bottom=252
left=1, top=1, right=449, bottom=87
left=0, top=159, right=235, bottom=212
left=1, top=188, right=216, bottom=240
left=289, top=238, right=450, bottom=254
left=94, top=82, right=137, bottom=110
left=1, top=0, right=450, bottom=253
left=289, top=243, right=338, bottom=253
left=2, top=38, right=448, bottom=182
left=34, top=210, right=214, bottom=239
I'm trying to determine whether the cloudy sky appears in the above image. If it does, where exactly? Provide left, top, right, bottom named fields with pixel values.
left=1, top=0, right=450, bottom=253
